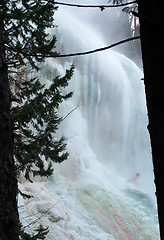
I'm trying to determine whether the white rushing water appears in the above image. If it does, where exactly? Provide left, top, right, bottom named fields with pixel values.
left=19, top=7, right=160, bottom=240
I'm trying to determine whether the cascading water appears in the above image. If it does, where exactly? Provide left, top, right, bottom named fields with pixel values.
left=19, top=6, right=160, bottom=240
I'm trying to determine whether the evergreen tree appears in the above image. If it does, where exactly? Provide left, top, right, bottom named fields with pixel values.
left=0, top=0, right=73, bottom=239
left=11, top=64, right=74, bottom=181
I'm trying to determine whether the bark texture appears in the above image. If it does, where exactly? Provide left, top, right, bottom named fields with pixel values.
left=0, top=15, right=19, bottom=240
left=137, top=1, right=164, bottom=239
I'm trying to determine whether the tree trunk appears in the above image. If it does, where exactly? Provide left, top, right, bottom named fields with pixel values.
left=137, top=1, right=164, bottom=239
left=0, top=14, right=19, bottom=240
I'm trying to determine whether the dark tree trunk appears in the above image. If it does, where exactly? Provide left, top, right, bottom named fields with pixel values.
left=137, top=1, right=164, bottom=239
left=0, top=14, right=19, bottom=240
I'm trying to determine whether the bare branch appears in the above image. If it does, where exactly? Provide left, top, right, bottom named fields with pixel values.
left=54, top=1, right=137, bottom=9
left=56, top=36, right=141, bottom=57
left=5, top=36, right=140, bottom=59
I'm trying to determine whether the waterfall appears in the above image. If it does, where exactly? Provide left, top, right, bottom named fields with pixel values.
left=19, top=7, right=160, bottom=240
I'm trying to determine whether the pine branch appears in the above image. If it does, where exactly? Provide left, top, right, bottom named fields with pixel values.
left=19, top=189, right=33, bottom=199
left=54, top=1, right=137, bottom=9
left=5, top=36, right=140, bottom=59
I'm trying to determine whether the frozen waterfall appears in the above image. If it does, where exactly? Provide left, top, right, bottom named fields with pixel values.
left=19, top=7, right=160, bottom=240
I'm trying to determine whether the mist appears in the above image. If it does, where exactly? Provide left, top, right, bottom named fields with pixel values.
left=55, top=0, right=142, bottom=67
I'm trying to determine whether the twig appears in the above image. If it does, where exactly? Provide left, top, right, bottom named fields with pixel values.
left=61, top=103, right=80, bottom=123
left=65, top=134, right=78, bottom=140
